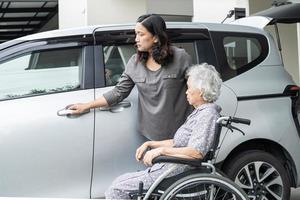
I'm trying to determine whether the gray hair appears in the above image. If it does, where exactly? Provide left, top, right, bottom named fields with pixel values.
left=186, top=63, right=222, bottom=102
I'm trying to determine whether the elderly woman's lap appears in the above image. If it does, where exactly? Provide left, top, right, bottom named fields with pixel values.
left=105, top=170, right=155, bottom=199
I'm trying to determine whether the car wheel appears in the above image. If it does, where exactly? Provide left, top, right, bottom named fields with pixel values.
left=223, top=150, right=290, bottom=200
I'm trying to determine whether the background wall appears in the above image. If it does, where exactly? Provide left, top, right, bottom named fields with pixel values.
left=193, top=0, right=249, bottom=23
left=58, top=0, right=87, bottom=29
left=147, top=0, right=193, bottom=20
left=40, top=14, right=58, bottom=32
left=87, top=0, right=146, bottom=25
left=59, top=0, right=193, bottom=27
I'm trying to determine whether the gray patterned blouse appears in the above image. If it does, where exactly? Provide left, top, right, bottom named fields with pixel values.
left=151, top=103, right=222, bottom=177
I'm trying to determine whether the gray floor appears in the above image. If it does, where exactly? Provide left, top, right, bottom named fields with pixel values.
left=291, top=188, right=300, bottom=200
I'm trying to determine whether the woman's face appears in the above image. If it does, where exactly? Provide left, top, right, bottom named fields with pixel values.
left=135, top=22, right=157, bottom=52
left=186, top=78, right=203, bottom=107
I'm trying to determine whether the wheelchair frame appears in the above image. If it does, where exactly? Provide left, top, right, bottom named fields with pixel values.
left=134, top=116, right=251, bottom=200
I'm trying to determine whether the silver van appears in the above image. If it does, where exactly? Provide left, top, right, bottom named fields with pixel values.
left=0, top=4, right=299, bottom=199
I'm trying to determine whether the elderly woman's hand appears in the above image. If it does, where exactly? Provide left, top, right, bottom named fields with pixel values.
left=143, top=148, right=163, bottom=166
left=136, top=141, right=151, bottom=161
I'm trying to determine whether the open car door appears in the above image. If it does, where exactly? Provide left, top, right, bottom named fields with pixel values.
left=230, top=3, right=300, bottom=29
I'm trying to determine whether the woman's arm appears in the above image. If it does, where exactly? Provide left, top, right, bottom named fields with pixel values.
left=148, top=139, right=174, bottom=148
left=69, top=72, right=135, bottom=114
left=161, top=146, right=202, bottom=159
left=69, top=96, right=108, bottom=114
left=70, top=55, right=137, bottom=114
left=136, top=139, right=173, bottom=161
left=142, top=146, right=202, bottom=166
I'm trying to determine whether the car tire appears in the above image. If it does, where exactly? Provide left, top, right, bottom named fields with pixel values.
left=223, top=150, right=290, bottom=200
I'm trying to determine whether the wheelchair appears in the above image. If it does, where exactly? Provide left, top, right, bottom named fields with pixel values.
left=131, top=116, right=251, bottom=200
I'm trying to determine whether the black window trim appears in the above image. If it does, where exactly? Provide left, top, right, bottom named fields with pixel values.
left=210, top=31, right=269, bottom=81
left=94, top=45, right=105, bottom=88
left=93, top=28, right=211, bottom=45
left=194, top=39, right=220, bottom=73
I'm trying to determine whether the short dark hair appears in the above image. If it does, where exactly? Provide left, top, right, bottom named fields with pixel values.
left=136, top=14, right=173, bottom=66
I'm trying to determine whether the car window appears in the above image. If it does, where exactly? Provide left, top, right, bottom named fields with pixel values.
left=0, top=47, right=82, bottom=100
left=103, top=42, right=197, bottom=86
left=174, top=42, right=197, bottom=64
left=223, top=36, right=262, bottom=70
left=196, top=40, right=219, bottom=70
left=103, top=45, right=134, bottom=86
left=211, top=31, right=268, bottom=81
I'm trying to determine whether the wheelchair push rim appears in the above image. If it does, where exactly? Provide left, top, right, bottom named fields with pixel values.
left=160, top=174, right=248, bottom=200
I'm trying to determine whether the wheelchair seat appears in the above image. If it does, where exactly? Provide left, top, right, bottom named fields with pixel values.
left=154, top=167, right=211, bottom=191
left=129, top=167, right=211, bottom=199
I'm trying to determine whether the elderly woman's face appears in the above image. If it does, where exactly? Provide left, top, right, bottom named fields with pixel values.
left=135, top=23, right=157, bottom=52
left=186, top=78, right=204, bottom=107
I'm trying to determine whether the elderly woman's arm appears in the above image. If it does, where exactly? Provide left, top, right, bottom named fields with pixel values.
left=143, top=111, right=218, bottom=166
left=161, top=146, right=203, bottom=159
left=142, top=146, right=202, bottom=166
left=135, top=139, right=174, bottom=161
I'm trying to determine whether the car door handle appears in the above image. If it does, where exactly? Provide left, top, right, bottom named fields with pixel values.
left=99, top=101, right=131, bottom=113
left=57, top=105, right=90, bottom=117
left=57, top=108, right=74, bottom=116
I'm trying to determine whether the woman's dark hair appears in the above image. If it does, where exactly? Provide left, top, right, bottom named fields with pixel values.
left=136, top=14, right=173, bottom=66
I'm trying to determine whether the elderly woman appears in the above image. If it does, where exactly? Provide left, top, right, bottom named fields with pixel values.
left=105, top=63, right=222, bottom=199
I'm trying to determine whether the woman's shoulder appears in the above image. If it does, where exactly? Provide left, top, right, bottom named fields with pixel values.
left=125, top=53, right=147, bottom=77
left=128, top=53, right=138, bottom=64
left=126, top=54, right=139, bottom=69
left=171, top=46, right=189, bottom=57
left=170, top=46, right=191, bottom=65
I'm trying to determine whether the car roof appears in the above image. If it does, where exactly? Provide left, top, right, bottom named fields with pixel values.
left=17, top=22, right=207, bottom=41
left=0, top=21, right=266, bottom=50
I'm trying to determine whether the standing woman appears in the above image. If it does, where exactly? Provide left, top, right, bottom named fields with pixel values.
left=70, top=14, right=192, bottom=140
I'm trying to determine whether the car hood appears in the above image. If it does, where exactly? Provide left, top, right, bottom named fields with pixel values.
left=230, top=3, right=300, bottom=29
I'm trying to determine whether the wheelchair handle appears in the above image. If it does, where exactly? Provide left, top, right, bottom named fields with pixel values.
left=231, top=117, right=251, bottom=125
left=217, top=116, right=251, bottom=125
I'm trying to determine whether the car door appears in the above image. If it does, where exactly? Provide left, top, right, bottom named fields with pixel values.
left=91, top=31, right=147, bottom=197
left=0, top=39, right=94, bottom=198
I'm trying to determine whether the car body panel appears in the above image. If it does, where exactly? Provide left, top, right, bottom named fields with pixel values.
left=229, top=16, right=272, bottom=29
left=225, top=65, right=294, bottom=96
left=0, top=90, right=94, bottom=197
left=92, top=87, right=147, bottom=198
left=217, top=96, right=300, bottom=184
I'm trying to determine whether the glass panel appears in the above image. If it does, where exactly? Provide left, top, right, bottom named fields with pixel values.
left=223, top=37, right=261, bottom=70
left=0, top=47, right=82, bottom=100
left=103, top=45, right=135, bottom=86
left=173, top=42, right=197, bottom=64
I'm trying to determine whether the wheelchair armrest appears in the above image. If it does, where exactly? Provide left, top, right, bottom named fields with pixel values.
left=152, top=156, right=203, bottom=167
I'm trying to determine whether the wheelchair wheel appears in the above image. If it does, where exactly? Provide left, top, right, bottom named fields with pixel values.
left=159, top=173, right=248, bottom=200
